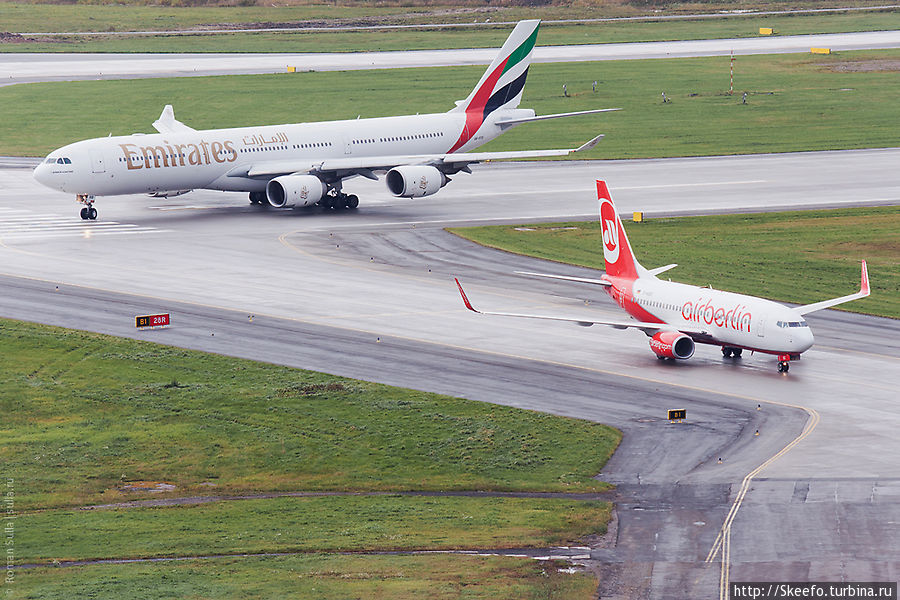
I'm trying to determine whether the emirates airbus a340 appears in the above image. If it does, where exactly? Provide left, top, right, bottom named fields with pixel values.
left=455, top=180, right=870, bottom=373
left=33, top=20, right=614, bottom=220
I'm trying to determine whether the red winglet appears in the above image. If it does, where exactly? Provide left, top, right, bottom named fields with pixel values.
left=860, top=260, right=870, bottom=296
left=454, top=278, right=478, bottom=313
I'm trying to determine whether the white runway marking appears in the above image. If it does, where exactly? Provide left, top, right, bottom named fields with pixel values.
left=0, top=207, right=170, bottom=240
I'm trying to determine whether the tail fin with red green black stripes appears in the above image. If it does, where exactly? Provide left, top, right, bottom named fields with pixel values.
left=447, top=20, right=539, bottom=152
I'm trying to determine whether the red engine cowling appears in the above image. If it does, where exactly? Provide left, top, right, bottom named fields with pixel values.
left=649, top=331, right=695, bottom=360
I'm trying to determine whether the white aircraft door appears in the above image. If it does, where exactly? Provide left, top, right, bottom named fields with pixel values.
left=342, top=133, right=352, bottom=155
left=756, top=316, right=766, bottom=337
left=90, top=149, right=106, bottom=174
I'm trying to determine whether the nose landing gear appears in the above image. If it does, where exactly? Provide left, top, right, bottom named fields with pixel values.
left=77, top=194, right=97, bottom=220
left=777, top=353, right=793, bottom=373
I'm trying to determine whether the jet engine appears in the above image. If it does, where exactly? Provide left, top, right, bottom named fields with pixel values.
left=386, top=165, right=447, bottom=198
left=266, top=175, right=326, bottom=208
left=649, top=331, right=695, bottom=360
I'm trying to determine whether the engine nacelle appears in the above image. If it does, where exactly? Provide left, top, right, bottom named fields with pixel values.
left=266, top=175, right=326, bottom=208
left=385, top=165, right=447, bottom=198
left=649, top=331, right=695, bottom=360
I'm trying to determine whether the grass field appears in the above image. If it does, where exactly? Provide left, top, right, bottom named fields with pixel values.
left=10, top=554, right=598, bottom=600
left=3, top=317, right=615, bottom=595
left=3, top=49, right=900, bottom=157
left=3, top=11, right=899, bottom=53
left=449, top=206, right=900, bottom=319
left=18, top=496, right=612, bottom=561
left=1, top=318, right=619, bottom=510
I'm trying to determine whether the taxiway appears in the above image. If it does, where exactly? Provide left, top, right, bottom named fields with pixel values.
left=4, top=30, right=900, bottom=85
left=1, top=149, right=898, bottom=597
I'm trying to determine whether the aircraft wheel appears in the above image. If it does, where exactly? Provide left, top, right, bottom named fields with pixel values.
left=777, top=361, right=789, bottom=373
left=732, top=348, right=742, bottom=357
left=722, top=347, right=732, bottom=358
left=80, top=207, right=89, bottom=220
left=88, top=207, right=98, bottom=220
left=657, top=355, right=666, bottom=360
left=346, top=194, right=359, bottom=209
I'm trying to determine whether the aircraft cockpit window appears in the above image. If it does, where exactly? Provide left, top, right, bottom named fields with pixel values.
left=45, top=157, right=56, bottom=164
left=56, top=158, right=65, bottom=164
left=63, top=158, right=72, bottom=164
left=778, top=320, right=809, bottom=328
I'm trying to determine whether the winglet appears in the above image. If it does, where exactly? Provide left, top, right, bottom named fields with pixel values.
left=795, top=259, right=870, bottom=315
left=575, top=134, right=604, bottom=153
left=860, top=259, right=870, bottom=296
left=455, top=278, right=479, bottom=313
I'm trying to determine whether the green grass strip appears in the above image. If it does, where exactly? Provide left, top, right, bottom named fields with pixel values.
left=4, top=50, right=900, bottom=157
left=9, top=553, right=599, bottom=600
left=449, top=206, right=900, bottom=319
left=0, top=318, right=619, bottom=510
left=1, top=6, right=899, bottom=52
left=17, top=495, right=611, bottom=562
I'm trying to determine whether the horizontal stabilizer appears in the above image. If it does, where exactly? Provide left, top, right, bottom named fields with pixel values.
left=515, top=271, right=611, bottom=287
left=648, top=264, right=678, bottom=276
left=795, top=260, right=870, bottom=315
left=152, top=105, right=196, bottom=134
left=496, top=108, right=621, bottom=129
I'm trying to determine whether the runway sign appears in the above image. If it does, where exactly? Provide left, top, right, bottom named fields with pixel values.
left=135, top=313, right=170, bottom=329
left=668, top=408, right=687, bottom=422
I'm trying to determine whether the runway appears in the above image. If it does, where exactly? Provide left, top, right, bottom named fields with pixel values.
left=1, top=148, right=898, bottom=597
left=4, top=30, right=900, bottom=85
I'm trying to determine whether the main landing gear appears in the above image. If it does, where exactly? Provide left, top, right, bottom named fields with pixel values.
left=721, top=346, right=743, bottom=358
left=247, top=191, right=359, bottom=210
left=321, top=192, right=359, bottom=210
left=77, top=194, right=97, bottom=220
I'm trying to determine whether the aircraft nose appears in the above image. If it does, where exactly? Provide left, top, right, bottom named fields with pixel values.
left=33, top=162, right=49, bottom=185
left=798, top=327, right=814, bottom=353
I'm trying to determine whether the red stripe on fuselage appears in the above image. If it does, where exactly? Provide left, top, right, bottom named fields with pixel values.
left=448, top=58, right=509, bottom=153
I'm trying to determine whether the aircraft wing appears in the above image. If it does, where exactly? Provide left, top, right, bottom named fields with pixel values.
left=795, top=260, right=870, bottom=315
left=454, top=278, right=707, bottom=337
left=231, top=135, right=604, bottom=180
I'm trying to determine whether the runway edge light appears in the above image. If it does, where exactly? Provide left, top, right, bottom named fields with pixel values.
left=667, top=408, right=687, bottom=422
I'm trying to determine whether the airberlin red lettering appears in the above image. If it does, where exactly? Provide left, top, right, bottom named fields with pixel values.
left=119, top=140, right=237, bottom=170
left=682, top=298, right=752, bottom=331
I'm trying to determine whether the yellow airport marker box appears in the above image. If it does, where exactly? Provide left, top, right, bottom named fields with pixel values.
left=633, top=211, right=644, bottom=223
left=759, top=27, right=773, bottom=35
left=810, top=47, right=831, bottom=55
left=287, top=66, right=296, bottom=73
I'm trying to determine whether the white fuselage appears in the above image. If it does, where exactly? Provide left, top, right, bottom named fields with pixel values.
left=608, top=275, right=815, bottom=355
left=33, top=109, right=523, bottom=197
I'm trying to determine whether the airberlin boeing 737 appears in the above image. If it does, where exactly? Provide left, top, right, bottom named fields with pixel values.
left=455, top=180, right=870, bottom=372
left=33, top=20, right=614, bottom=220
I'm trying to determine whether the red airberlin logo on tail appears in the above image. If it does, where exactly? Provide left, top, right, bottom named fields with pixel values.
left=600, top=199, right=620, bottom=264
